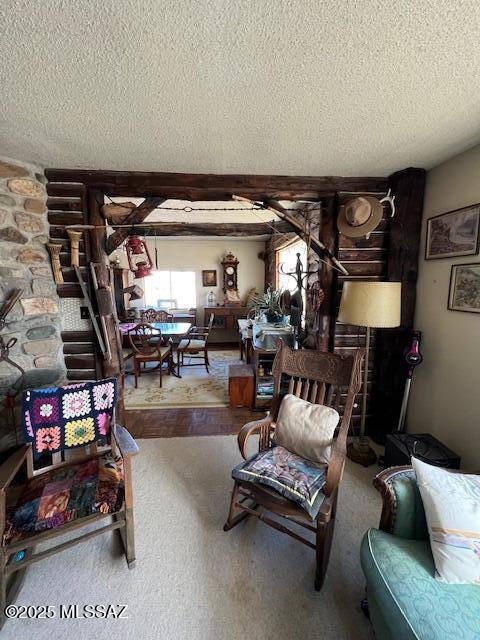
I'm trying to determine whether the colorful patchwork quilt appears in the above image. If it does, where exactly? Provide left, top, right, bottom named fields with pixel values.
left=22, top=378, right=117, bottom=456
left=232, top=445, right=327, bottom=518
left=4, top=454, right=124, bottom=544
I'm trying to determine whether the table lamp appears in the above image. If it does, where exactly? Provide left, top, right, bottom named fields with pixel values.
left=338, top=281, right=401, bottom=466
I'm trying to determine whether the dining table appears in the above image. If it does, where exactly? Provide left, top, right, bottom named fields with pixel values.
left=118, top=321, right=193, bottom=339
left=119, top=321, right=193, bottom=378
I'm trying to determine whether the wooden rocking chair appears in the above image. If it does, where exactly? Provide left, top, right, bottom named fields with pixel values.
left=224, top=341, right=364, bottom=590
left=0, top=377, right=138, bottom=623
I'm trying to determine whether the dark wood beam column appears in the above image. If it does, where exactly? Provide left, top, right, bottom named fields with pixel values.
left=370, top=167, right=426, bottom=442
left=106, top=197, right=164, bottom=254
left=317, top=197, right=338, bottom=351
left=45, top=168, right=389, bottom=198
left=131, top=221, right=293, bottom=237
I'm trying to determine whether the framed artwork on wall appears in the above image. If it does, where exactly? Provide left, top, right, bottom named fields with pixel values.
left=448, top=263, right=480, bottom=313
left=202, top=270, right=217, bottom=287
left=425, top=204, right=480, bottom=260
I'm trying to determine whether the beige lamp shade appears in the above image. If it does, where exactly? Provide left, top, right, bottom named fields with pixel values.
left=338, top=281, right=401, bottom=328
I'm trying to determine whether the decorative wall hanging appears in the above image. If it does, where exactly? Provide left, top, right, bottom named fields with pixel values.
left=426, top=205, right=480, bottom=260
left=0, top=288, right=26, bottom=383
left=47, top=243, right=64, bottom=284
left=0, top=288, right=26, bottom=439
left=202, top=270, right=217, bottom=287
left=337, top=196, right=384, bottom=239
left=66, top=229, right=82, bottom=268
left=221, top=252, right=239, bottom=291
left=448, top=263, right=480, bottom=313
left=125, top=235, right=153, bottom=278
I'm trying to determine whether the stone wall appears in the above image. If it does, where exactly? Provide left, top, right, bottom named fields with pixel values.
left=0, top=157, right=66, bottom=452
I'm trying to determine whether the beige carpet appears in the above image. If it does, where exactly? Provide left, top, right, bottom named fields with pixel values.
left=124, top=350, right=241, bottom=409
left=3, top=436, right=380, bottom=640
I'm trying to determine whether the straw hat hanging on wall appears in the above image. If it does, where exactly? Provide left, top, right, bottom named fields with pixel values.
left=337, top=196, right=384, bottom=238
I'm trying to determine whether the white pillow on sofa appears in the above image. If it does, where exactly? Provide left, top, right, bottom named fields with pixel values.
left=412, top=456, right=480, bottom=584
left=274, top=394, right=340, bottom=465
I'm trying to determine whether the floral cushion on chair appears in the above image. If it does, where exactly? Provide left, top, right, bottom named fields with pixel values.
left=3, top=454, right=124, bottom=544
left=232, top=446, right=327, bottom=518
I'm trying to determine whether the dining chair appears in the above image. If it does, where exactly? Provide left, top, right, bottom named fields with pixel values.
left=176, top=313, right=214, bottom=375
left=141, top=308, right=174, bottom=323
left=128, top=322, right=173, bottom=387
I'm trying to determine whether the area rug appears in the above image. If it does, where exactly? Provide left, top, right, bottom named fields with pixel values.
left=3, top=436, right=378, bottom=640
left=123, top=350, right=242, bottom=409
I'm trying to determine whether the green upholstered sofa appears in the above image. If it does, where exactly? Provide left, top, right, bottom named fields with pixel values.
left=361, top=465, right=480, bottom=640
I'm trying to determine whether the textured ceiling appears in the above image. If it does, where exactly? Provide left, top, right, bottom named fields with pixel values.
left=1, top=1, right=480, bottom=175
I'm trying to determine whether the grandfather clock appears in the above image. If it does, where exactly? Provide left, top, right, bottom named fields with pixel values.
left=221, top=252, right=239, bottom=293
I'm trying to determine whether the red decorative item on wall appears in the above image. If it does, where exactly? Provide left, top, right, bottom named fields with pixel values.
left=125, top=235, right=153, bottom=278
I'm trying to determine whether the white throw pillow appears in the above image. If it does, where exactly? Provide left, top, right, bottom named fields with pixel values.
left=412, top=457, right=480, bottom=584
left=274, top=394, right=340, bottom=465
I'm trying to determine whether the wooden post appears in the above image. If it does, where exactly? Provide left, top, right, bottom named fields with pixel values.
left=303, top=202, right=322, bottom=350
left=87, top=189, right=122, bottom=380
left=317, top=197, right=338, bottom=352
left=370, top=168, right=426, bottom=441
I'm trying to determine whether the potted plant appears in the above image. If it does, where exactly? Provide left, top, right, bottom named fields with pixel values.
left=250, top=287, right=284, bottom=323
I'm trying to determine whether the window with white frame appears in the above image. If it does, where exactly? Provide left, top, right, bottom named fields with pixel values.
left=143, top=271, right=196, bottom=309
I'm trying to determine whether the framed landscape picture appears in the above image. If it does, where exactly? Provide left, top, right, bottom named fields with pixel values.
left=425, top=204, right=480, bottom=260
left=448, top=263, right=480, bottom=313
left=202, top=270, right=217, bottom=287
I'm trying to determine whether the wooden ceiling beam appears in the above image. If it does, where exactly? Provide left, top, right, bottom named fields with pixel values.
left=45, top=169, right=388, bottom=199
left=105, top=197, right=164, bottom=254
left=81, top=185, right=325, bottom=201
left=126, top=221, right=293, bottom=237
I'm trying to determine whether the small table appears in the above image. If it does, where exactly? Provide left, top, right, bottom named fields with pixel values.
left=229, top=364, right=254, bottom=409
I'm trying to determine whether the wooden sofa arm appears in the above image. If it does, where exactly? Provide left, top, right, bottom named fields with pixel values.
left=373, top=465, right=429, bottom=539
left=373, top=465, right=411, bottom=533
left=0, top=445, right=30, bottom=490
left=238, top=415, right=276, bottom=460
left=112, top=425, right=139, bottom=459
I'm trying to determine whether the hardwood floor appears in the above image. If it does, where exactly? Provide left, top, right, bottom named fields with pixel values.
left=124, top=344, right=259, bottom=439
left=125, top=406, right=258, bottom=438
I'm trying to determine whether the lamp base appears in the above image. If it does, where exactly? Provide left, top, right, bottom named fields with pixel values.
left=347, top=436, right=377, bottom=467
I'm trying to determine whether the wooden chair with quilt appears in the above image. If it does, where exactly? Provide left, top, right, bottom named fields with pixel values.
left=176, top=313, right=214, bottom=376
left=223, top=341, right=364, bottom=590
left=0, top=377, right=138, bottom=622
left=128, top=322, right=173, bottom=388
